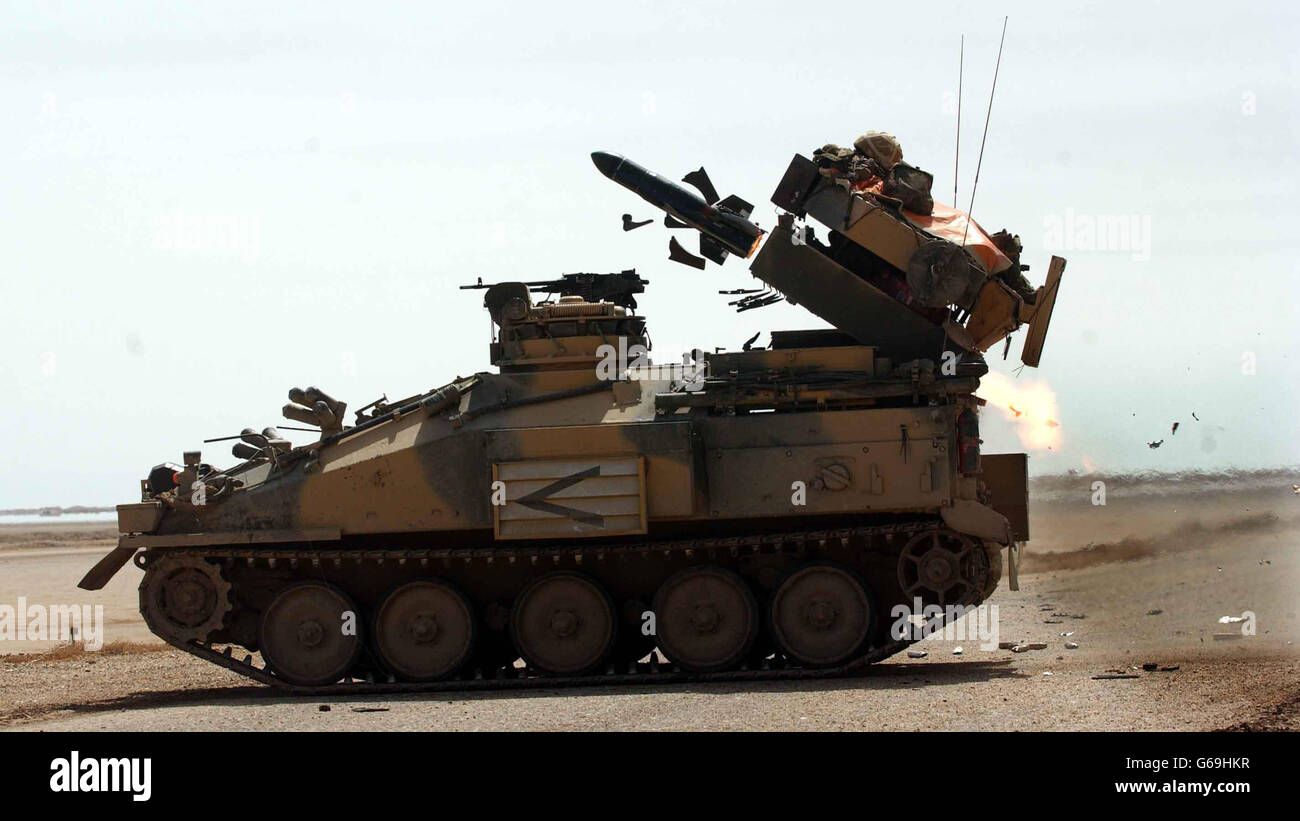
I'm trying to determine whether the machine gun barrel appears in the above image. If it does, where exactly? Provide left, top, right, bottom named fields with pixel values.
left=461, top=270, right=648, bottom=309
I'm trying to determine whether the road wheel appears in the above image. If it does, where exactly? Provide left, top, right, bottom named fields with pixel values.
left=770, top=563, right=872, bottom=667
left=374, top=580, right=476, bottom=681
left=260, top=582, right=362, bottom=686
left=510, top=572, right=616, bottom=675
left=653, top=566, right=758, bottom=673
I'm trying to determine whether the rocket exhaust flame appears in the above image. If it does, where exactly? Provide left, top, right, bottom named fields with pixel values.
left=978, top=371, right=1062, bottom=451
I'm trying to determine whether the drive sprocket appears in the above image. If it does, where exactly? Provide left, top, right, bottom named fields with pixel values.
left=139, top=553, right=233, bottom=643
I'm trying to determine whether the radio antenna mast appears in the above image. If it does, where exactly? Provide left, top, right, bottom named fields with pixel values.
left=954, top=34, right=963, bottom=207
left=961, top=16, right=1008, bottom=248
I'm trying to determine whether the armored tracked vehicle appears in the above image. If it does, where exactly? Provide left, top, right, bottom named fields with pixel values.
left=82, top=137, right=1064, bottom=692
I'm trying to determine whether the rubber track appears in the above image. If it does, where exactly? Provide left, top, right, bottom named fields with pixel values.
left=146, top=521, right=935, bottom=695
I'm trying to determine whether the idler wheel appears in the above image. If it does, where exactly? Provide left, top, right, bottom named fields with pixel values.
left=139, top=554, right=232, bottom=644
left=770, top=563, right=873, bottom=667
left=260, top=582, right=362, bottom=686
left=653, top=566, right=758, bottom=673
left=374, top=580, right=476, bottom=681
left=897, top=529, right=991, bottom=607
left=983, top=542, right=1003, bottom=600
left=510, top=572, right=616, bottom=675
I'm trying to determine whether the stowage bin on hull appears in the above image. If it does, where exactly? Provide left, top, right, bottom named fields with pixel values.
left=83, top=133, right=1059, bottom=692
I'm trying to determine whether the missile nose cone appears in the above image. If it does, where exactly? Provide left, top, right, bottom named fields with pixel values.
left=591, top=151, right=623, bottom=179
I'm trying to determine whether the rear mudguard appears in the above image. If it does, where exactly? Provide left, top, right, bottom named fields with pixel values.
left=940, top=500, right=1013, bottom=545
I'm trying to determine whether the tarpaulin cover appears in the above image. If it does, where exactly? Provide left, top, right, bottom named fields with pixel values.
left=853, top=178, right=1012, bottom=274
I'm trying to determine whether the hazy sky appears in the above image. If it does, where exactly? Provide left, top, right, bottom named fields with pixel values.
left=2, top=0, right=1297, bottom=507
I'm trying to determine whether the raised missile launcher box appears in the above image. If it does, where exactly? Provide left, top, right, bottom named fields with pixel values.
left=81, top=137, right=1063, bottom=693
left=768, top=152, right=1064, bottom=365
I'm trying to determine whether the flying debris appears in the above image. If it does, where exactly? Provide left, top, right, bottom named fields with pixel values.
left=726, top=285, right=785, bottom=312
left=1192, top=412, right=1199, bottom=421
left=735, top=292, right=785, bottom=312
left=1148, top=440, right=1163, bottom=449
left=741, top=331, right=761, bottom=351
left=1009, top=405, right=1022, bottom=417
left=719, top=287, right=763, bottom=295
left=1292, top=484, right=1299, bottom=495
left=667, top=237, right=706, bottom=270
left=1171, top=421, right=1180, bottom=436
left=622, top=214, right=652, bottom=231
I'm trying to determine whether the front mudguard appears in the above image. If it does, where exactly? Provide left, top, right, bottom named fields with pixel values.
left=78, top=539, right=137, bottom=590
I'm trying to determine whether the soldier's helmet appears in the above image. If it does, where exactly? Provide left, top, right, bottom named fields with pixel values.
left=853, top=131, right=903, bottom=169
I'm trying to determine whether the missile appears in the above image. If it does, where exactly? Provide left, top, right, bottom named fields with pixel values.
left=591, top=151, right=764, bottom=264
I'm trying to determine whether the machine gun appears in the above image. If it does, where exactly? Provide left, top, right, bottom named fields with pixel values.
left=461, top=270, right=648, bottom=310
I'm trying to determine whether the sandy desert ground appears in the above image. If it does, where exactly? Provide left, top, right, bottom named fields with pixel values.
left=1, top=472, right=1297, bottom=731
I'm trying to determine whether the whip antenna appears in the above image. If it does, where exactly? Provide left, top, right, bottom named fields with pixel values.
left=954, top=34, right=963, bottom=207
left=961, top=16, right=1008, bottom=248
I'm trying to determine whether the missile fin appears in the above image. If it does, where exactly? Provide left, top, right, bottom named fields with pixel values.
left=717, top=194, right=754, bottom=218
left=668, top=237, right=707, bottom=270
left=699, top=235, right=729, bottom=265
left=682, top=167, right=720, bottom=205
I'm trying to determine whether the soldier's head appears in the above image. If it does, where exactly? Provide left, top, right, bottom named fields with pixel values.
left=990, top=229, right=1022, bottom=257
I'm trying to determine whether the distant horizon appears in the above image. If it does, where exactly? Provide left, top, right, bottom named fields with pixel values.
left=0, top=506, right=115, bottom=515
